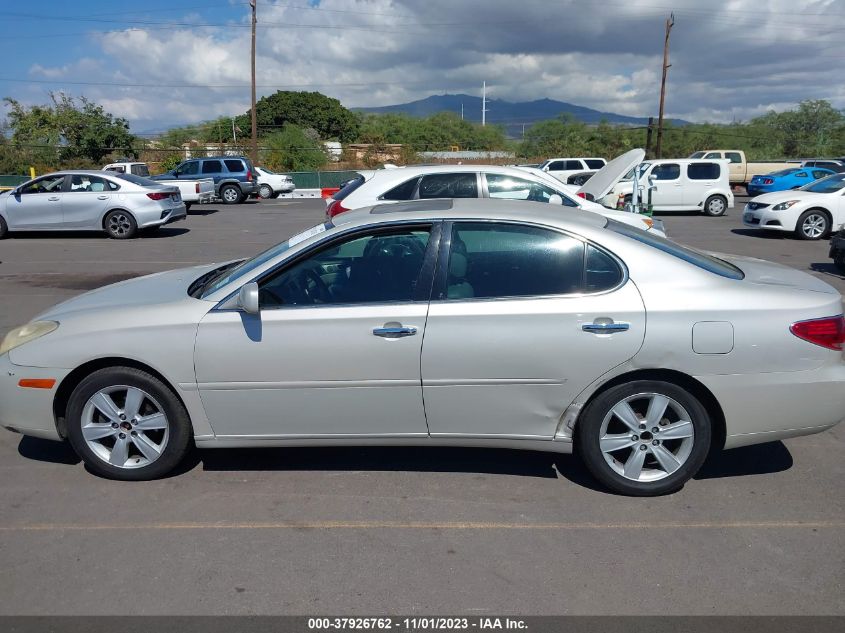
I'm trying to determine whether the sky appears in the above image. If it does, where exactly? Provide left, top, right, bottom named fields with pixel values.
left=1, top=0, right=843, bottom=134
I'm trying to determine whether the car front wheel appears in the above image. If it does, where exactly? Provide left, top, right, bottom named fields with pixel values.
left=576, top=380, right=711, bottom=496
left=795, top=210, right=829, bottom=240
left=65, top=367, right=192, bottom=480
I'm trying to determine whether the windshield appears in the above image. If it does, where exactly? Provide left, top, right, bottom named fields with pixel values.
left=608, top=220, right=744, bottom=280
left=258, top=166, right=277, bottom=174
left=689, top=151, right=705, bottom=158
left=200, top=222, right=332, bottom=298
left=799, top=173, right=845, bottom=193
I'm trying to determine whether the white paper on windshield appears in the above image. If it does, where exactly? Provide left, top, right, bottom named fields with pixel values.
left=287, top=223, right=327, bottom=247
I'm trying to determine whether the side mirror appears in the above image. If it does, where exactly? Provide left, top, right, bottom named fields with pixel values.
left=647, top=177, right=657, bottom=191
left=237, top=282, right=260, bottom=315
left=548, top=194, right=564, bottom=205
left=542, top=166, right=550, bottom=172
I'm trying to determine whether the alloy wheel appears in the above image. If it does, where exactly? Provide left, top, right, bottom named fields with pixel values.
left=222, top=187, right=240, bottom=203
left=107, top=213, right=133, bottom=237
left=81, top=385, right=170, bottom=469
left=801, top=214, right=827, bottom=239
left=598, top=392, right=695, bottom=483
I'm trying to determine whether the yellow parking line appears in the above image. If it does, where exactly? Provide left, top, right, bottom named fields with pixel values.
left=0, top=520, right=841, bottom=532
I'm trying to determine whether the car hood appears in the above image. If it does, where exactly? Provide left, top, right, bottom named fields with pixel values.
left=718, top=253, right=839, bottom=294
left=578, top=149, right=645, bottom=200
left=748, top=190, right=824, bottom=204
left=35, top=263, right=223, bottom=321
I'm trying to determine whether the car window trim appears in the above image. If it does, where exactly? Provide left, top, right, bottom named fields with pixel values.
left=213, top=220, right=443, bottom=312
left=430, top=219, right=628, bottom=303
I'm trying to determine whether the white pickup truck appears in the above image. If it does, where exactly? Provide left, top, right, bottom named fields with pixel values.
left=687, top=150, right=790, bottom=189
left=102, top=162, right=214, bottom=210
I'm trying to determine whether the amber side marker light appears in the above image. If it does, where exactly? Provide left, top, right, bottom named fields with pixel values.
left=18, top=379, right=56, bottom=389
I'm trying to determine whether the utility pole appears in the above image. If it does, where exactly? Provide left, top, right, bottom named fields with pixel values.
left=461, top=102, right=464, bottom=121
left=655, top=13, right=674, bottom=159
left=482, top=81, right=489, bottom=126
left=250, top=0, right=258, bottom=165
left=645, top=116, right=654, bottom=158
left=232, top=117, right=237, bottom=144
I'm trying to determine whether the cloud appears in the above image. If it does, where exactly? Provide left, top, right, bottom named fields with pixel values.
left=20, top=0, right=845, bottom=130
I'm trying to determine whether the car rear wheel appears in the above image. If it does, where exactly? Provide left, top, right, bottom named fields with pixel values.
left=66, top=367, right=192, bottom=480
left=835, top=254, right=845, bottom=274
left=258, top=184, right=274, bottom=199
left=0, top=215, right=7, bottom=239
left=795, top=210, right=829, bottom=240
left=576, top=380, right=711, bottom=496
left=220, top=185, right=243, bottom=204
left=104, top=210, right=137, bottom=239
left=703, top=195, right=727, bottom=216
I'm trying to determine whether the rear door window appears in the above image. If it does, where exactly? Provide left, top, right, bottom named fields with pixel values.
left=564, top=160, right=583, bottom=170
left=417, top=173, right=478, bottom=199
left=725, top=152, right=742, bottom=164
left=687, top=163, right=721, bottom=180
left=202, top=160, right=223, bottom=174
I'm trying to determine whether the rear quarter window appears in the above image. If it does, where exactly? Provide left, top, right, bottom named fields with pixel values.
left=202, top=160, right=223, bottom=174
left=224, top=159, right=245, bottom=172
left=585, top=159, right=606, bottom=169
left=687, top=162, right=721, bottom=180
left=379, top=177, right=419, bottom=201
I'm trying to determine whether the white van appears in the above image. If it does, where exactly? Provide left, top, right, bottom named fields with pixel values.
left=600, top=159, right=734, bottom=216
left=534, top=157, right=607, bottom=182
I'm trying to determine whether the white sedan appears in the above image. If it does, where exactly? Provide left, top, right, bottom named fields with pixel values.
left=255, top=166, right=296, bottom=199
left=743, top=173, right=845, bottom=239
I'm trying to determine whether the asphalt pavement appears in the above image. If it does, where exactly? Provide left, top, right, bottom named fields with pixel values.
left=0, top=197, right=842, bottom=615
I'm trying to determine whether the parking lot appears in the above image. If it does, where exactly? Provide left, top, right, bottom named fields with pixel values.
left=0, top=196, right=843, bottom=615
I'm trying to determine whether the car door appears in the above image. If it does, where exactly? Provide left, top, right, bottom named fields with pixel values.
left=193, top=223, right=439, bottom=438
left=646, top=163, right=682, bottom=209
left=421, top=221, right=646, bottom=438
left=201, top=159, right=224, bottom=186
left=544, top=160, right=566, bottom=180
left=174, top=160, right=199, bottom=180
left=4, top=174, right=67, bottom=229
left=62, top=174, right=116, bottom=228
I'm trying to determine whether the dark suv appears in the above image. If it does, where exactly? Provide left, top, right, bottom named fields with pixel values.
left=153, top=156, right=259, bottom=204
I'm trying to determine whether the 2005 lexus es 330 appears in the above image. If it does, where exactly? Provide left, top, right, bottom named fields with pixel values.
left=1, top=199, right=843, bottom=495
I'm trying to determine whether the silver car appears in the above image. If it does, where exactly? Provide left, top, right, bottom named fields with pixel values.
left=0, top=170, right=186, bottom=240
left=1, top=198, right=844, bottom=495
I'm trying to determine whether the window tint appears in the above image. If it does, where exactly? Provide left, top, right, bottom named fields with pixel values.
left=224, top=159, right=245, bottom=172
left=380, top=177, right=418, bottom=201
left=19, top=174, right=65, bottom=194
left=417, top=173, right=477, bottom=199
left=585, top=245, right=623, bottom=292
left=69, top=174, right=111, bottom=192
left=687, top=162, right=721, bottom=180
left=794, top=172, right=808, bottom=178
left=201, top=160, right=223, bottom=174
left=485, top=173, right=576, bottom=205
left=259, top=227, right=431, bottom=307
left=703, top=152, right=721, bottom=159
left=178, top=161, right=199, bottom=176
left=813, top=170, right=831, bottom=179
left=651, top=163, right=680, bottom=180
left=725, top=152, right=742, bottom=164
left=130, top=164, right=150, bottom=177
left=607, top=220, right=744, bottom=280
left=445, top=223, right=586, bottom=299
left=564, top=160, right=582, bottom=170
left=547, top=161, right=565, bottom=171
left=104, top=165, right=125, bottom=173
left=585, top=159, right=606, bottom=169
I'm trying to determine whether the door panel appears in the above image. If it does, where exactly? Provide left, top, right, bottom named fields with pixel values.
left=5, top=174, right=66, bottom=229
left=421, top=285, right=646, bottom=437
left=647, top=163, right=684, bottom=210
left=194, top=304, right=429, bottom=437
left=63, top=174, right=113, bottom=228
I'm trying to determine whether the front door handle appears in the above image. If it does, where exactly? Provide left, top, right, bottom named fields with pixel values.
left=48, top=196, right=60, bottom=201
left=582, top=319, right=630, bottom=334
left=373, top=324, right=417, bottom=338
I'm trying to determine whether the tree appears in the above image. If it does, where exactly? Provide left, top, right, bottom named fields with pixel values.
left=356, top=111, right=506, bottom=151
left=236, top=91, right=359, bottom=142
left=262, top=124, right=327, bottom=171
left=753, top=100, right=845, bottom=157
left=3, top=93, right=136, bottom=165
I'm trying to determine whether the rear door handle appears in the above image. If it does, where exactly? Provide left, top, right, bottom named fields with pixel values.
left=373, top=325, right=417, bottom=338
left=97, top=195, right=109, bottom=200
left=582, top=319, right=630, bottom=333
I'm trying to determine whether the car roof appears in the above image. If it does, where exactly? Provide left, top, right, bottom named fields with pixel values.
left=331, top=197, right=608, bottom=231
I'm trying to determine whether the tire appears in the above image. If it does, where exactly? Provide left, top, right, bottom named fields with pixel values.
left=795, top=209, right=829, bottom=240
left=835, top=254, right=845, bottom=275
left=104, top=210, right=138, bottom=239
left=0, top=215, right=7, bottom=239
left=576, top=380, right=712, bottom=496
left=703, top=195, right=727, bottom=217
left=65, top=367, right=192, bottom=480
left=184, top=202, right=193, bottom=212
left=220, top=185, right=243, bottom=205
left=258, top=184, right=274, bottom=199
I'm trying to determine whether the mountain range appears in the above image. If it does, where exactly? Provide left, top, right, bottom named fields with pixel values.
left=354, top=94, right=688, bottom=137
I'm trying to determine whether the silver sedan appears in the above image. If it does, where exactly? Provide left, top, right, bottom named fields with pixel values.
left=1, top=198, right=844, bottom=495
left=0, top=170, right=186, bottom=239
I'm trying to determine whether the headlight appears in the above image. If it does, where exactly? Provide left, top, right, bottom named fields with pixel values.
left=0, top=321, right=59, bottom=355
left=771, top=200, right=800, bottom=211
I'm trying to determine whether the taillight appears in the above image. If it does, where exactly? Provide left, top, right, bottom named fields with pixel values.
left=246, top=170, right=252, bottom=181
left=790, top=316, right=845, bottom=351
left=762, top=178, right=773, bottom=185
left=195, top=183, right=200, bottom=194
left=147, top=192, right=170, bottom=200
left=576, top=192, right=586, bottom=199
left=327, top=199, right=349, bottom=218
